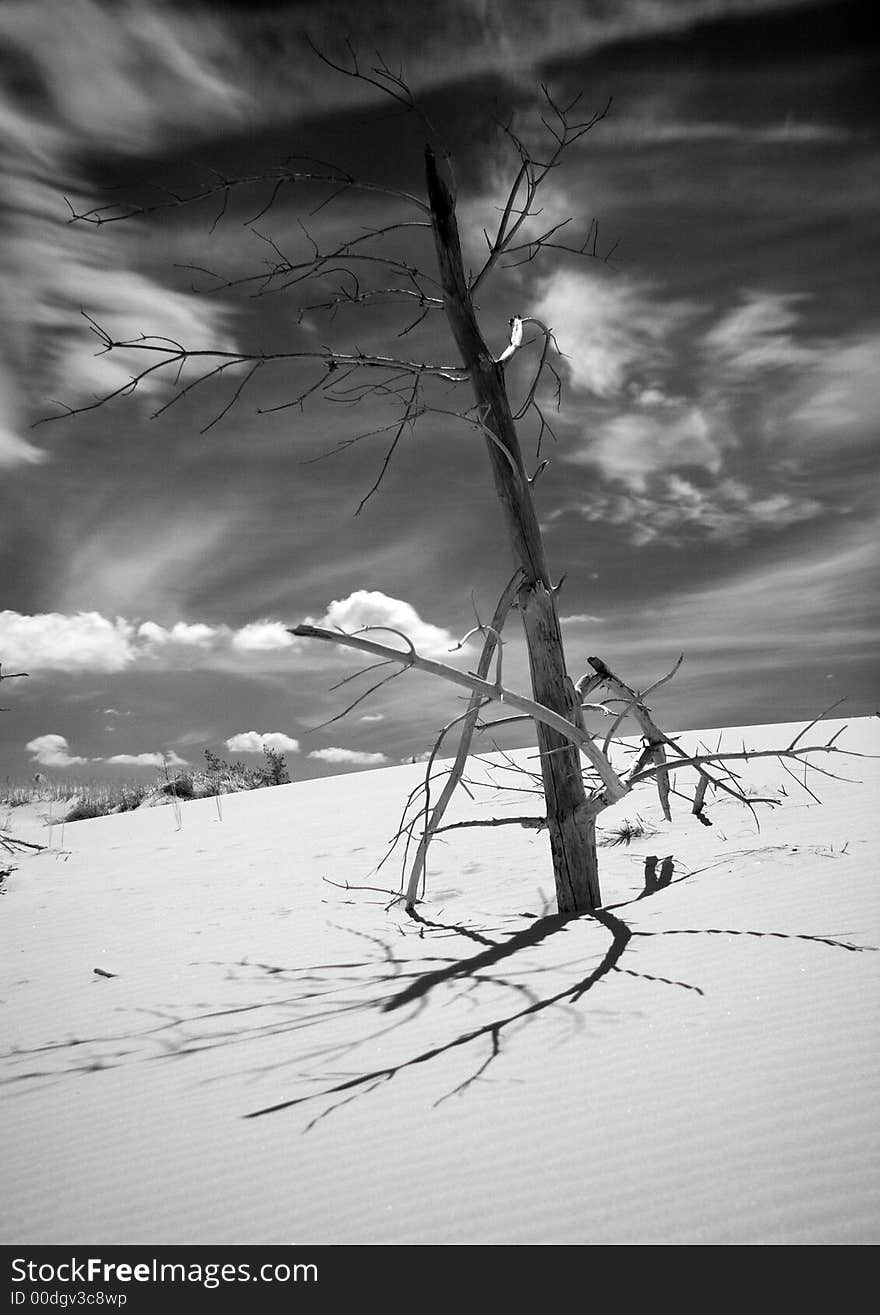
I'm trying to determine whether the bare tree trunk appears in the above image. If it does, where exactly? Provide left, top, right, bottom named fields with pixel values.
left=425, top=147, right=600, bottom=913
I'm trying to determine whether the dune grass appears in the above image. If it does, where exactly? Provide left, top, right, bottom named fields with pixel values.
left=1, top=746, right=292, bottom=821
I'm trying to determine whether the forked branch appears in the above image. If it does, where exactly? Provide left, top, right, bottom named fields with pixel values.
left=401, top=572, right=523, bottom=909
left=289, top=623, right=627, bottom=802
left=36, top=314, right=467, bottom=429
left=470, top=87, right=612, bottom=297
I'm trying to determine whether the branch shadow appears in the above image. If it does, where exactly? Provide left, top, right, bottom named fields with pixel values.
left=1, top=882, right=874, bottom=1130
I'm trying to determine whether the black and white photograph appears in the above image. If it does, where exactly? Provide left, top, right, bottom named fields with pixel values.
left=1, top=0, right=878, bottom=1260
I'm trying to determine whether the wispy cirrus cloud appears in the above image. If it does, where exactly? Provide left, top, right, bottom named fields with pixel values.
left=230, top=0, right=816, bottom=114
left=538, top=275, right=874, bottom=544
left=787, top=335, right=880, bottom=448
left=0, top=423, right=47, bottom=468
left=601, top=116, right=856, bottom=147
left=703, top=291, right=815, bottom=374
left=576, top=403, right=723, bottom=493
left=549, top=477, right=822, bottom=547
left=533, top=267, right=696, bottom=399
left=0, top=0, right=246, bottom=467
left=633, top=515, right=880, bottom=660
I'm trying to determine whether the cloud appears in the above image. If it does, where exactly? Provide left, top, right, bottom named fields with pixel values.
left=25, top=730, right=189, bottom=770
left=0, top=611, right=136, bottom=672
left=0, top=594, right=459, bottom=674
left=49, top=272, right=240, bottom=411
left=533, top=268, right=696, bottom=398
left=0, top=0, right=244, bottom=467
left=0, top=425, right=46, bottom=468
left=59, top=518, right=238, bottom=620
left=225, top=732, right=301, bottom=755
left=308, top=748, right=390, bottom=767
left=558, top=477, right=822, bottom=546
left=229, top=0, right=815, bottom=118
left=603, top=117, right=855, bottom=147
left=544, top=286, right=878, bottom=543
left=703, top=291, right=815, bottom=374
left=26, top=734, right=88, bottom=768
left=311, top=591, right=459, bottom=657
left=0, top=356, right=48, bottom=465
left=579, top=403, right=723, bottom=493
left=231, top=622, right=296, bottom=653
left=105, top=751, right=189, bottom=769
left=788, top=335, right=880, bottom=446
left=1, top=0, right=246, bottom=156
left=647, top=516, right=880, bottom=658
left=138, top=621, right=221, bottom=649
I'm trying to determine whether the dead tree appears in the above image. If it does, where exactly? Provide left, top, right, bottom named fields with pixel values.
left=424, top=146, right=604, bottom=912
left=46, top=56, right=861, bottom=915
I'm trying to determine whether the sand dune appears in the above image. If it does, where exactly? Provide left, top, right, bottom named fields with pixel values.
left=2, top=718, right=878, bottom=1244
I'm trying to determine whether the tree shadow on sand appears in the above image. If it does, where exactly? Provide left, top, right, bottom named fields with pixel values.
left=243, top=858, right=874, bottom=1126
left=1, top=856, right=874, bottom=1130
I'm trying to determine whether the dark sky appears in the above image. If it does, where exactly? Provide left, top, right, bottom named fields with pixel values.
left=1, top=0, right=877, bottom=781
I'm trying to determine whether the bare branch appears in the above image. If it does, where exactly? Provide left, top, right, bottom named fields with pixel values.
left=355, top=376, right=421, bottom=515
left=306, top=664, right=408, bottom=734
left=787, top=697, right=848, bottom=751
left=401, top=572, right=523, bottom=908
left=35, top=318, right=468, bottom=428
left=290, top=623, right=628, bottom=803
left=66, top=163, right=430, bottom=227
left=431, top=816, right=547, bottom=835
left=628, top=743, right=870, bottom=786
left=469, top=92, right=611, bottom=297
left=306, top=37, right=436, bottom=138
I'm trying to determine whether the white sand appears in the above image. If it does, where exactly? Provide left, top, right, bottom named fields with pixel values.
left=1, top=718, right=878, bottom=1244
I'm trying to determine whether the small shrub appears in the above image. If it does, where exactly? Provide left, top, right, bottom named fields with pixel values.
left=599, top=815, right=660, bottom=847
left=165, top=774, right=195, bottom=799
left=200, top=746, right=291, bottom=794
left=65, top=798, right=111, bottom=823
left=113, top=783, right=151, bottom=812
left=260, top=746, right=290, bottom=786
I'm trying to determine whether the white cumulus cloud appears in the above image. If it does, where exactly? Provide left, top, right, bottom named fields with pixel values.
left=0, top=611, right=135, bottom=672
left=231, top=622, right=295, bottom=652
left=138, top=621, right=221, bottom=648
left=0, top=596, right=461, bottom=676
left=105, top=751, right=189, bottom=768
left=26, top=734, right=88, bottom=768
left=308, top=748, right=390, bottom=767
left=225, top=732, right=300, bottom=755
left=312, top=591, right=459, bottom=658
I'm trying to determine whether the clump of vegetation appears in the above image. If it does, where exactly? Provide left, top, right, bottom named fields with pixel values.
left=599, top=815, right=660, bottom=847
left=1, top=745, right=292, bottom=824
left=1, top=781, right=36, bottom=808
left=200, top=745, right=290, bottom=794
